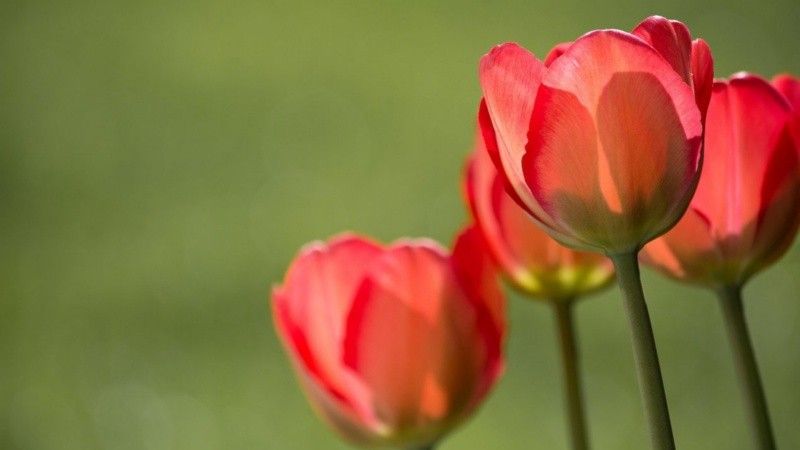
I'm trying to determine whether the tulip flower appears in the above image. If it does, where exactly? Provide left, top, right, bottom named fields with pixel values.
left=272, top=228, right=505, bottom=450
left=642, top=73, right=800, bottom=449
left=478, top=16, right=713, bottom=449
left=465, top=129, right=614, bottom=450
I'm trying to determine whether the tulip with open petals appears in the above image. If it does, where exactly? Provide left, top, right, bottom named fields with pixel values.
left=642, top=73, right=799, bottom=450
left=272, top=228, right=505, bottom=449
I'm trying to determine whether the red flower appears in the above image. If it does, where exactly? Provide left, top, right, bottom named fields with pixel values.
left=272, top=229, right=505, bottom=448
left=642, top=73, right=800, bottom=286
left=478, top=16, right=713, bottom=254
left=465, top=128, right=615, bottom=301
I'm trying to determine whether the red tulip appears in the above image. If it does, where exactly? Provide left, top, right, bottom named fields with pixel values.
left=465, top=129, right=615, bottom=301
left=272, top=229, right=505, bottom=448
left=642, top=73, right=800, bottom=286
left=478, top=16, right=712, bottom=254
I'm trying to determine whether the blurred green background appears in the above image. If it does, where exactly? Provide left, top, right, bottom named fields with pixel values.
left=1, top=0, right=798, bottom=448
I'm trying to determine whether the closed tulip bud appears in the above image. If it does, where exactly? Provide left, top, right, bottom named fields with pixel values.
left=478, top=15, right=712, bottom=255
left=642, top=73, right=800, bottom=287
left=272, top=229, right=505, bottom=449
left=465, top=129, right=615, bottom=301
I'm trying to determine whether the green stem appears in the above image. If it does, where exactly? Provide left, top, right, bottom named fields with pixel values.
left=610, top=252, right=674, bottom=450
left=716, top=285, right=775, bottom=450
left=554, top=300, right=589, bottom=450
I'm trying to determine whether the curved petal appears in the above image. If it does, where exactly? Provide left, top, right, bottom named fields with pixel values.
left=477, top=99, right=532, bottom=216
left=641, top=208, right=720, bottom=284
left=773, top=73, right=800, bottom=145
left=544, top=41, right=573, bottom=67
left=691, top=39, right=714, bottom=122
left=272, top=235, right=383, bottom=428
left=342, top=242, right=485, bottom=441
left=692, top=76, right=793, bottom=264
left=478, top=101, right=590, bottom=250
left=632, top=16, right=693, bottom=86
left=449, top=225, right=505, bottom=408
left=478, top=44, right=561, bottom=229
left=525, top=30, right=703, bottom=253
left=772, top=73, right=800, bottom=111
left=747, top=125, right=800, bottom=280
left=631, top=17, right=713, bottom=122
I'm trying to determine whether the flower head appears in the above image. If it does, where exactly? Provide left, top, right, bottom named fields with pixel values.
left=642, top=73, right=800, bottom=286
left=479, top=16, right=713, bottom=255
left=272, top=229, right=505, bottom=448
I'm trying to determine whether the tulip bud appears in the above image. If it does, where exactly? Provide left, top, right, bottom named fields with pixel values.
left=272, top=229, right=505, bottom=448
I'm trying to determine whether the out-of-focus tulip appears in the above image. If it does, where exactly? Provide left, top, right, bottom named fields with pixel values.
left=478, top=15, right=712, bottom=254
left=272, top=229, right=505, bottom=449
left=465, top=129, right=615, bottom=301
left=642, top=73, right=800, bottom=287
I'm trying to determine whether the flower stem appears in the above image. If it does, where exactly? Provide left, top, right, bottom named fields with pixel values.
left=716, top=285, right=775, bottom=450
left=554, top=300, right=589, bottom=450
left=610, top=252, right=674, bottom=450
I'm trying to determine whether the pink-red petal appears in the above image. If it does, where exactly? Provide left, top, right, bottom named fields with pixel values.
left=478, top=44, right=548, bottom=215
left=691, top=39, right=714, bottom=122
left=544, top=41, right=573, bottom=67
left=692, top=76, right=793, bottom=261
left=632, top=16, right=693, bottom=86
left=343, top=242, right=483, bottom=434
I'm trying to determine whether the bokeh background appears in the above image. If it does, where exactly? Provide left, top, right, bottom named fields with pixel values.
left=2, top=0, right=799, bottom=448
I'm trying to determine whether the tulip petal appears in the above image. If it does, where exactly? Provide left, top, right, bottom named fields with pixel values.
left=272, top=235, right=382, bottom=425
left=478, top=101, right=589, bottom=250
left=477, top=99, right=532, bottom=216
left=449, top=226, right=505, bottom=406
left=478, top=44, right=550, bottom=215
left=632, top=16, right=693, bottom=86
left=343, top=242, right=482, bottom=434
left=641, top=208, right=719, bottom=281
left=692, top=76, right=794, bottom=262
left=772, top=74, right=800, bottom=111
left=544, top=41, right=573, bottom=67
left=773, top=74, right=800, bottom=146
left=467, top=126, right=574, bottom=286
left=524, top=30, right=702, bottom=252
left=691, top=39, right=714, bottom=122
